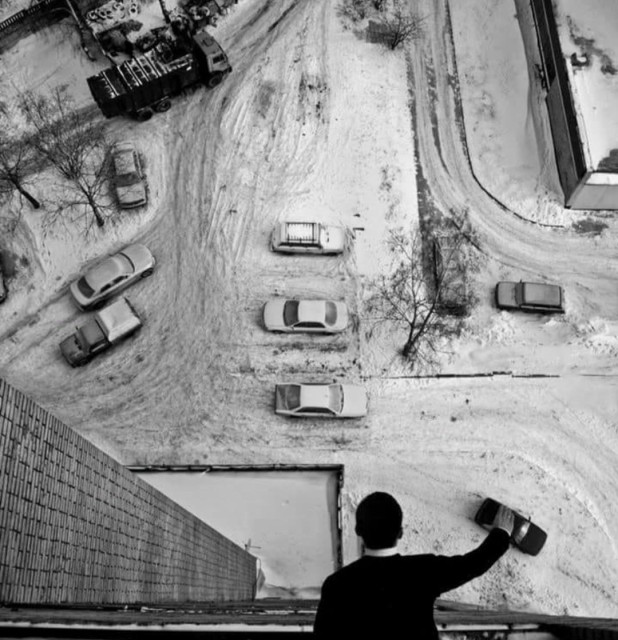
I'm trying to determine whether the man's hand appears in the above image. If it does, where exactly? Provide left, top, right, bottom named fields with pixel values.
left=492, top=504, right=515, bottom=536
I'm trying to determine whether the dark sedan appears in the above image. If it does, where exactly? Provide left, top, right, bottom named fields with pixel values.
left=475, top=497, right=547, bottom=555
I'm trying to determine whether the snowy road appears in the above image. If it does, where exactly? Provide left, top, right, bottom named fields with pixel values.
left=412, top=0, right=618, bottom=318
left=1, top=0, right=618, bottom=616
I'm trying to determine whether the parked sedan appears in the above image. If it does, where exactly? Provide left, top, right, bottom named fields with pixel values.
left=495, top=280, right=564, bottom=313
left=275, top=383, right=367, bottom=418
left=263, top=299, right=348, bottom=333
left=69, top=244, right=155, bottom=311
left=112, top=142, right=147, bottom=208
left=475, top=497, right=547, bottom=555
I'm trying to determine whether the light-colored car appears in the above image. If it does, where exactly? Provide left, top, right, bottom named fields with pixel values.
left=475, top=497, right=547, bottom=556
left=275, top=383, right=367, bottom=418
left=263, top=299, right=348, bottom=333
left=495, top=281, right=564, bottom=314
left=112, top=142, right=147, bottom=208
left=69, top=244, right=155, bottom=311
left=270, top=221, right=346, bottom=255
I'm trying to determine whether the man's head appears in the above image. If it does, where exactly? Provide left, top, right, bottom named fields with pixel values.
left=355, top=492, right=403, bottom=550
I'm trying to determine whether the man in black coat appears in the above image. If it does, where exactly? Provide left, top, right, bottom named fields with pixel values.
left=313, top=492, right=514, bottom=639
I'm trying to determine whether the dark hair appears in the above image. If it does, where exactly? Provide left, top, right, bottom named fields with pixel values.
left=355, top=492, right=403, bottom=549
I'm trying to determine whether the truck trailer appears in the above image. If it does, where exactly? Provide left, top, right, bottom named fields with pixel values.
left=87, top=30, right=231, bottom=120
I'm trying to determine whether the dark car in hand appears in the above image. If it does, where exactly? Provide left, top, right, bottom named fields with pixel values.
left=475, top=497, right=547, bottom=555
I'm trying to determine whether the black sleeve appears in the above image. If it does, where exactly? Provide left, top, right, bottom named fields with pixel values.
left=429, top=528, right=510, bottom=596
left=313, top=575, right=338, bottom=638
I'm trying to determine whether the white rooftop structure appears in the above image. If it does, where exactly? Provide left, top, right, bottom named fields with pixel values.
left=553, top=0, right=618, bottom=174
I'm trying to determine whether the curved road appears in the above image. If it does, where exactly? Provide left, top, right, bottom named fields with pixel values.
left=0, top=0, right=617, bottom=615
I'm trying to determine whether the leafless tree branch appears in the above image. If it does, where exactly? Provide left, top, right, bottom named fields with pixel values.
left=17, top=85, right=113, bottom=231
left=364, top=226, right=472, bottom=372
left=380, top=8, right=425, bottom=50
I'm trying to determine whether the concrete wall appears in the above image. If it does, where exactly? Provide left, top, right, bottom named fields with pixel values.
left=0, top=378, right=257, bottom=605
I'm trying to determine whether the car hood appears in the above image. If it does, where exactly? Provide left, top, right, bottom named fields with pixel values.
left=322, top=226, right=346, bottom=251
left=517, top=520, right=547, bottom=555
left=495, top=282, right=518, bottom=308
left=340, top=384, right=367, bottom=417
left=116, top=183, right=147, bottom=207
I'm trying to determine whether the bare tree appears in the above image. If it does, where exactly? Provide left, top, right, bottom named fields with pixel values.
left=364, top=228, right=470, bottom=370
left=18, top=86, right=112, bottom=230
left=380, top=8, right=424, bottom=49
left=0, top=137, right=41, bottom=210
left=0, top=105, right=40, bottom=209
left=338, top=0, right=369, bottom=22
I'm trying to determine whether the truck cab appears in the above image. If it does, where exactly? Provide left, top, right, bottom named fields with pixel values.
left=60, top=298, right=142, bottom=367
left=192, top=30, right=232, bottom=86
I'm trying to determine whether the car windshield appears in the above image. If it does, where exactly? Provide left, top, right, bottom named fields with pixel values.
left=283, top=301, right=300, bottom=326
left=328, top=385, right=343, bottom=413
left=285, top=385, right=301, bottom=410
left=325, top=302, right=337, bottom=325
left=76, top=277, right=95, bottom=298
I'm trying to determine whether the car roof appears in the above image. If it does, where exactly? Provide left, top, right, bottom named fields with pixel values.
left=522, top=282, right=562, bottom=306
left=299, top=384, right=334, bottom=410
left=297, top=300, right=328, bottom=323
left=84, top=255, right=132, bottom=289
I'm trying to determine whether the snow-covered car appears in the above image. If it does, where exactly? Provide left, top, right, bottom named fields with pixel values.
left=69, top=244, right=155, bottom=311
left=270, top=221, right=346, bottom=255
left=475, top=497, right=547, bottom=556
left=275, top=383, right=367, bottom=418
left=112, top=142, right=147, bottom=208
left=263, top=299, right=348, bottom=333
left=495, top=281, right=564, bottom=314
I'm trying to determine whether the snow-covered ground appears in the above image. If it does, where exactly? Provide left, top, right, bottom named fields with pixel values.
left=1, top=0, right=618, bottom=618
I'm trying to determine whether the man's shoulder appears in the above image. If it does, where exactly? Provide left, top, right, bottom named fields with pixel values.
left=325, top=553, right=439, bottom=582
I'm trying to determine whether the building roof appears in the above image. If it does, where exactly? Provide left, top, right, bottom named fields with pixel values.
left=552, top=0, right=618, bottom=173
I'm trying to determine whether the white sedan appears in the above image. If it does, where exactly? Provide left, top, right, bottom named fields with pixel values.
left=112, top=142, right=147, bottom=209
left=275, top=383, right=367, bottom=418
left=263, top=299, right=348, bottom=333
left=69, top=244, right=155, bottom=311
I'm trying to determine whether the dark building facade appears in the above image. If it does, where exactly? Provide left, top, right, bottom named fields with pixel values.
left=0, top=378, right=257, bottom=605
